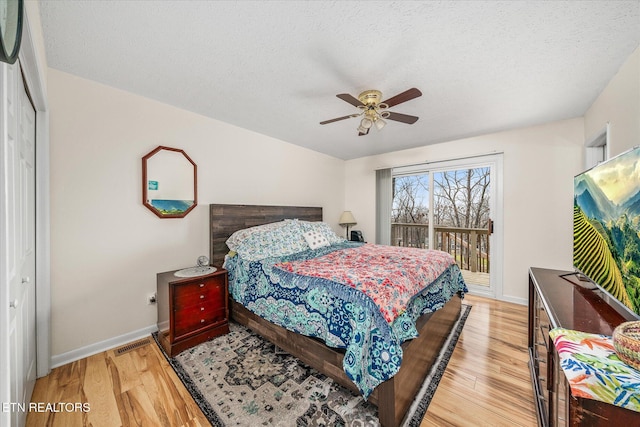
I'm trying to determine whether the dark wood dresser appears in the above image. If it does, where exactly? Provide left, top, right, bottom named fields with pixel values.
left=157, top=268, right=229, bottom=357
left=528, top=267, right=639, bottom=426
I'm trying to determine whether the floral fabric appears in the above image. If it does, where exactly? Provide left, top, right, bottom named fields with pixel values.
left=224, top=241, right=467, bottom=398
left=276, top=244, right=458, bottom=324
left=227, top=220, right=344, bottom=261
left=549, top=327, right=640, bottom=412
left=233, top=220, right=308, bottom=261
left=226, top=220, right=290, bottom=251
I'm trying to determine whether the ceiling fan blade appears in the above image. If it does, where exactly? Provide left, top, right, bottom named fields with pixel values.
left=386, top=112, right=419, bottom=124
left=382, top=88, right=422, bottom=108
left=320, top=114, right=360, bottom=125
left=336, top=93, right=364, bottom=108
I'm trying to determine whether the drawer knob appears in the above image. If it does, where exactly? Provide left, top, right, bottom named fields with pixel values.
left=199, top=283, right=205, bottom=288
left=200, top=295, right=205, bottom=299
left=201, top=307, right=205, bottom=311
left=200, top=319, right=205, bottom=323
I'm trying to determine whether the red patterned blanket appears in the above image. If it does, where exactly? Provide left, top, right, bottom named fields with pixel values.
left=276, top=244, right=457, bottom=323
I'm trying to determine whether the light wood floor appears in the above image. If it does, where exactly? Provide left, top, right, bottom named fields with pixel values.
left=421, top=295, right=537, bottom=426
left=27, top=294, right=537, bottom=427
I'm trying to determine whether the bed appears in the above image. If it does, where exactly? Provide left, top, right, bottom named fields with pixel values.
left=209, top=204, right=467, bottom=427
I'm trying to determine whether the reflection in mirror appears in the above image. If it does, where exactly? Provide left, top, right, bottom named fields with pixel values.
left=0, top=0, right=23, bottom=64
left=142, top=146, right=197, bottom=218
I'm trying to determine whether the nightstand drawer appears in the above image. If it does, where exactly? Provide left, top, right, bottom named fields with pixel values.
left=174, top=304, right=226, bottom=337
left=173, top=279, right=225, bottom=310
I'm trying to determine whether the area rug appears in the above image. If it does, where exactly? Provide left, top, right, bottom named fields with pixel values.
left=154, top=304, right=471, bottom=427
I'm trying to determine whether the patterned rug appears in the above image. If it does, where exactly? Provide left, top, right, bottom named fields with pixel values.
left=154, top=304, right=471, bottom=427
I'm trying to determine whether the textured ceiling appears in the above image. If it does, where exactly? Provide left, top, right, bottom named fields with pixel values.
left=39, top=1, right=640, bottom=160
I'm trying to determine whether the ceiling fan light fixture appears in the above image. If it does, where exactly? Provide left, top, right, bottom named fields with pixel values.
left=321, top=87, right=421, bottom=136
left=358, top=90, right=383, bottom=106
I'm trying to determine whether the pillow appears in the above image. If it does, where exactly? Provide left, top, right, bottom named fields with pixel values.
left=303, top=230, right=330, bottom=250
left=297, top=220, right=344, bottom=244
left=235, top=219, right=308, bottom=261
left=226, top=220, right=288, bottom=251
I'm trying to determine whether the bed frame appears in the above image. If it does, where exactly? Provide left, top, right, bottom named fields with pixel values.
left=209, top=204, right=463, bottom=427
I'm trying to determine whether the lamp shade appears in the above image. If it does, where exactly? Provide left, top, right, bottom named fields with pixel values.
left=339, top=211, right=357, bottom=226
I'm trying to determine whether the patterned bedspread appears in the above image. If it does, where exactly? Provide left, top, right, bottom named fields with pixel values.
left=224, top=242, right=467, bottom=398
left=276, top=244, right=459, bottom=324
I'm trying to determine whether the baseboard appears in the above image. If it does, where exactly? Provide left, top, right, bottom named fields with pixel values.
left=499, top=294, right=527, bottom=306
left=51, top=324, right=158, bottom=369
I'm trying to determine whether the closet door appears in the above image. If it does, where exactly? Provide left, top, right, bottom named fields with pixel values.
left=4, top=59, right=37, bottom=426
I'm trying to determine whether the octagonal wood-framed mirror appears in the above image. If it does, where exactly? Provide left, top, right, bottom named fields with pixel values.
left=0, top=0, right=23, bottom=64
left=142, top=146, right=197, bottom=218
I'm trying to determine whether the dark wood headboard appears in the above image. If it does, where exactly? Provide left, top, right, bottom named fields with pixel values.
left=209, top=204, right=323, bottom=267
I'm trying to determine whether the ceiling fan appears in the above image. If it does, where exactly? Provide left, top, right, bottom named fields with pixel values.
left=320, top=88, right=422, bottom=136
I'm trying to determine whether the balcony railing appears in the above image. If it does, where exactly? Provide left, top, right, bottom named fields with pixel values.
left=391, top=222, right=490, bottom=273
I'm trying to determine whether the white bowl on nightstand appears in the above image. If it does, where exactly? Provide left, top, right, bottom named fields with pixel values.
left=173, top=266, right=217, bottom=278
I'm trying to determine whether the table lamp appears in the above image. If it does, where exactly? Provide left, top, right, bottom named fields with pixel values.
left=339, top=211, right=357, bottom=239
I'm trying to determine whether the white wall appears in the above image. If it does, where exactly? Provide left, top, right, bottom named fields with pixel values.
left=585, top=45, right=640, bottom=157
left=48, top=69, right=345, bottom=358
left=24, top=0, right=48, bottom=90
left=345, top=118, right=585, bottom=303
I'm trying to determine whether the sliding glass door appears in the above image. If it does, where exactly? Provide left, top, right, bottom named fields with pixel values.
left=392, top=172, right=430, bottom=248
left=391, top=154, right=502, bottom=298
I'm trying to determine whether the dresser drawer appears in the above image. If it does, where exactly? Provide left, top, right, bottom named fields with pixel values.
left=173, top=303, right=226, bottom=338
left=173, top=278, right=226, bottom=310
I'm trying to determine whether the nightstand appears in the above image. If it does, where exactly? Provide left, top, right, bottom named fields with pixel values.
left=156, top=267, right=229, bottom=357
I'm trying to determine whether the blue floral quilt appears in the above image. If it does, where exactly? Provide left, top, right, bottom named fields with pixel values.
left=224, top=241, right=467, bottom=398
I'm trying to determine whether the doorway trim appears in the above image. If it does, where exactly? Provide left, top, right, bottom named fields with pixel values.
left=19, top=8, right=50, bottom=377
left=21, top=5, right=50, bottom=379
